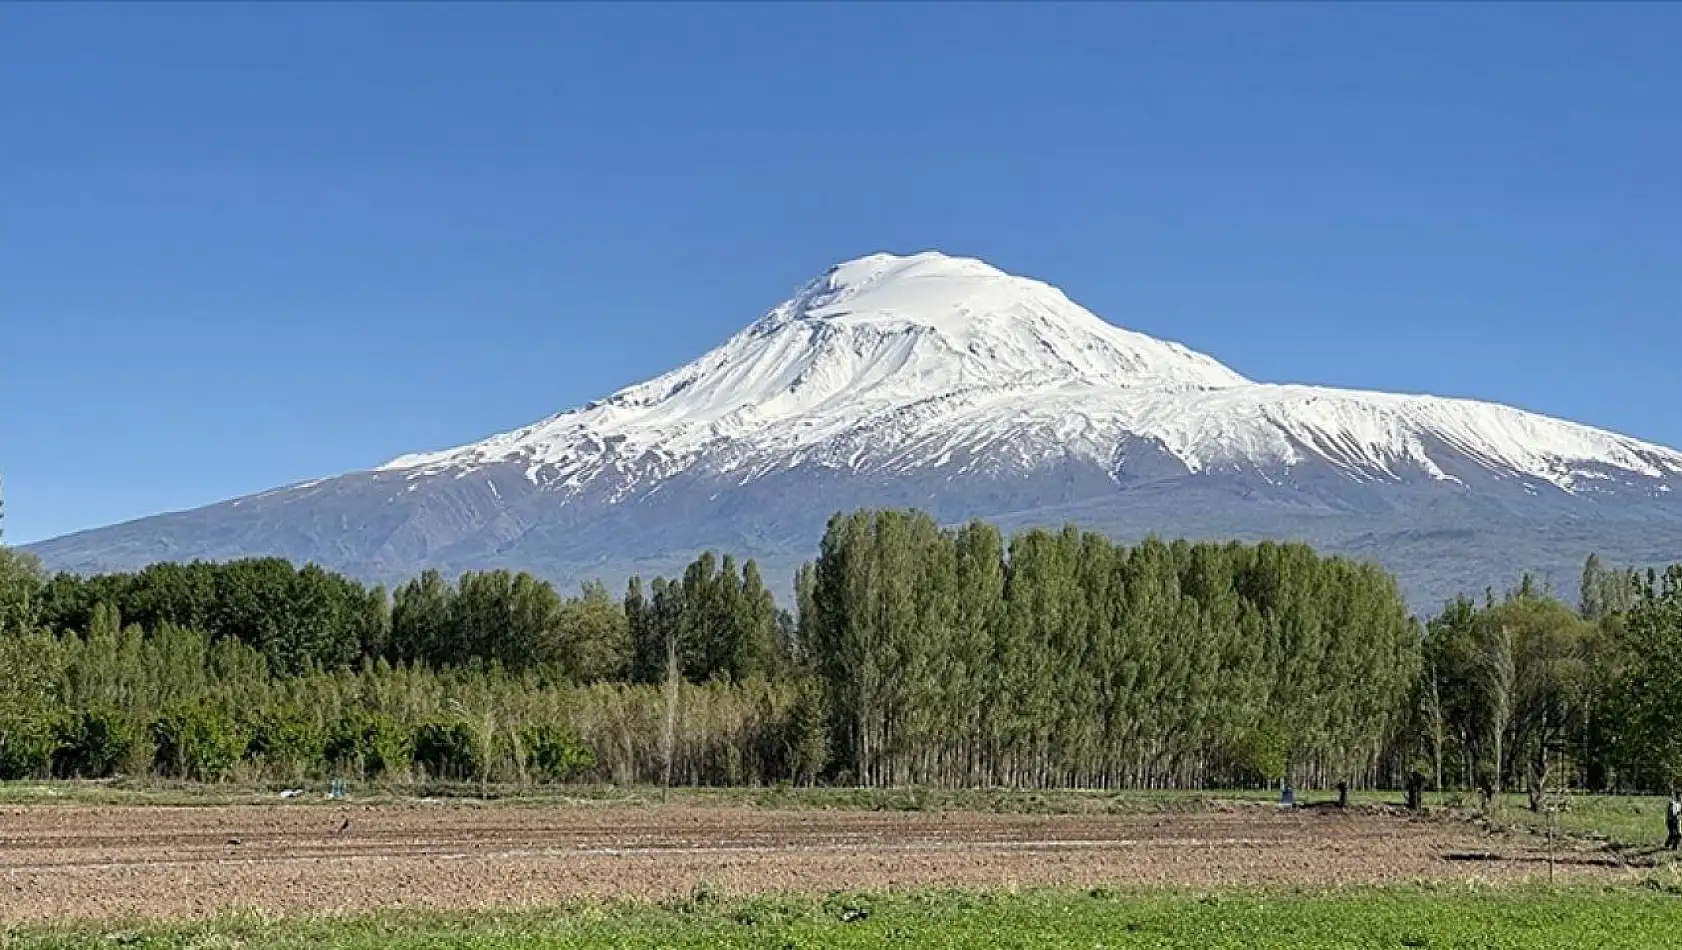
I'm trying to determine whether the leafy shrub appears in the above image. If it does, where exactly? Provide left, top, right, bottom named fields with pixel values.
left=414, top=717, right=486, bottom=781
left=325, top=710, right=412, bottom=779
left=0, top=708, right=57, bottom=780
left=151, top=703, right=248, bottom=782
left=1233, top=724, right=1288, bottom=786
left=246, top=705, right=325, bottom=776
left=520, top=723, right=594, bottom=782
left=52, top=707, right=137, bottom=778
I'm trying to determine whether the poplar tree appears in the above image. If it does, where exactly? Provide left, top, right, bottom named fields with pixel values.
left=624, top=576, right=659, bottom=683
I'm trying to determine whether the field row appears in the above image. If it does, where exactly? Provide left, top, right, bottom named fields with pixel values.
left=1, top=797, right=1669, bottom=923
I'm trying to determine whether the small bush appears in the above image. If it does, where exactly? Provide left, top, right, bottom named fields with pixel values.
left=246, top=705, right=325, bottom=777
left=520, top=723, right=595, bottom=782
left=325, top=710, right=412, bottom=779
left=0, top=708, right=57, bottom=780
left=151, top=704, right=248, bottom=782
left=52, top=707, right=137, bottom=778
left=414, top=717, right=485, bottom=781
left=1233, top=724, right=1287, bottom=786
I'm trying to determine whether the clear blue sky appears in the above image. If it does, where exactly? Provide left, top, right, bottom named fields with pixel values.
left=3, top=3, right=1679, bottom=545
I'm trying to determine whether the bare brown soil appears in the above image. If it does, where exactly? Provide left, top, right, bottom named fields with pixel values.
left=0, top=800, right=1641, bottom=922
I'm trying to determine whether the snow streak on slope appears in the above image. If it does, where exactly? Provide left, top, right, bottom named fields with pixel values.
left=382, top=252, right=1682, bottom=496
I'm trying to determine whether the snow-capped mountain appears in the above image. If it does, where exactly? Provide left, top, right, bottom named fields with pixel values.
left=29, top=252, right=1682, bottom=609
left=381, top=252, right=1681, bottom=497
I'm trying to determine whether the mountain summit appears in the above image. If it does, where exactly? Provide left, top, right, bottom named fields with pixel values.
left=382, top=251, right=1679, bottom=500
left=30, top=252, right=1682, bottom=608
left=381, top=251, right=1249, bottom=481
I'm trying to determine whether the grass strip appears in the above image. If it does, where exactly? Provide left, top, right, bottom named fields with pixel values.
left=10, top=884, right=1682, bottom=950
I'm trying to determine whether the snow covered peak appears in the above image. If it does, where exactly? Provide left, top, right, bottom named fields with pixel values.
left=814, top=251, right=1013, bottom=303
left=384, top=251, right=1252, bottom=474
left=379, top=253, right=1682, bottom=499
left=758, top=251, right=1250, bottom=390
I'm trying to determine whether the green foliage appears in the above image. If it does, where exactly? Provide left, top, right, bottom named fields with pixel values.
left=0, top=708, right=57, bottom=779
left=1416, top=563, right=1679, bottom=796
left=1234, top=723, right=1288, bottom=784
left=1581, top=553, right=1643, bottom=622
left=1604, top=566, right=1682, bottom=790
left=391, top=570, right=630, bottom=680
left=326, top=710, right=413, bottom=779
left=556, top=581, right=633, bottom=682
left=0, top=625, right=65, bottom=709
left=519, top=723, right=595, bottom=781
left=630, top=554, right=782, bottom=686
left=0, top=624, right=66, bottom=780
left=245, top=704, right=325, bottom=775
left=3, top=611, right=802, bottom=787
left=624, top=575, right=659, bottom=683
left=810, top=510, right=1421, bottom=788
left=34, top=558, right=377, bottom=674
left=51, top=707, right=137, bottom=778
left=8, top=887, right=1681, bottom=948
left=0, top=546, right=45, bottom=629
left=783, top=678, right=831, bottom=786
left=451, top=569, right=566, bottom=669
left=11, top=517, right=1679, bottom=799
left=150, top=703, right=247, bottom=782
left=413, top=716, right=486, bottom=781
left=389, top=569, right=456, bottom=666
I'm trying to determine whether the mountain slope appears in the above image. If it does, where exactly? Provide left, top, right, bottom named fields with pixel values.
left=29, top=252, right=1682, bottom=609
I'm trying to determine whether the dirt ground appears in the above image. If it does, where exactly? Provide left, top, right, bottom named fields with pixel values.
left=0, top=800, right=1646, bottom=922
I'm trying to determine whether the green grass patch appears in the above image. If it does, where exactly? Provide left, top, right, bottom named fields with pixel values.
left=1467, top=792, right=1676, bottom=851
left=9, top=886, right=1682, bottom=949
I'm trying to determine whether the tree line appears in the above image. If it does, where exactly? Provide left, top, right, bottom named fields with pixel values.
left=806, top=511, right=1420, bottom=789
left=1407, top=558, right=1682, bottom=803
left=1, top=511, right=1678, bottom=793
left=0, top=617, right=821, bottom=786
left=21, top=555, right=789, bottom=684
left=0, top=546, right=816, bottom=785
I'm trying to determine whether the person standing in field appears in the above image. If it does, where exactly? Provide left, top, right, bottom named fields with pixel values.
left=1405, top=770, right=1426, bottom=812
left=1666, top=792, right=1681, bottom=851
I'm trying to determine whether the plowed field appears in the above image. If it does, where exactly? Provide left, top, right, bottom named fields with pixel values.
left=0, top=801, right=1639, bottom=922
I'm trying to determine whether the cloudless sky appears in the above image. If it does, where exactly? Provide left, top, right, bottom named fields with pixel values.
left=3, top=3, right=1679, bottom=544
